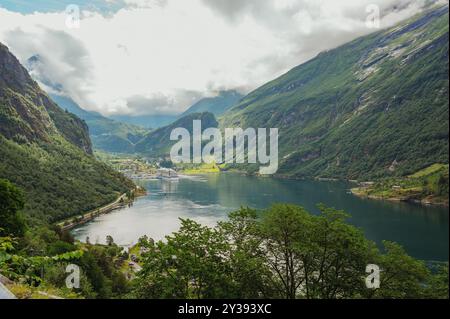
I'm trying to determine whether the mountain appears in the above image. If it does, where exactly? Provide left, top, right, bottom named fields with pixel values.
left=135, top=112, right=218, bottom=157
left=50, top=94, right=148, bottom=153
left=0, top=42, right=134, bottom=223
left=48, top=93, right=104, bottom=122
left=221, top=5, right=449, bottom=179
left=26, top=55, right=149, bottom=153
left=110, top=113, right=177, bottom=129
left=180, top=90, right=243, bottom=118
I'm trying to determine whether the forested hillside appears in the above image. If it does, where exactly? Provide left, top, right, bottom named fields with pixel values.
left=0, top=42, right=134, bottom=224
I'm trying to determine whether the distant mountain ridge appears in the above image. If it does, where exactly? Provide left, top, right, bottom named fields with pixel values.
left=109, top=90, right=243, bottom=129
left=180, top=90, right=243, bottom=118
left=221, top=4, right=449, bottom=179
left=135, top=112, right=218, bottom=157
left=110, top=113, right=177, bottom=129
left=50, top=94, right=149, bottom=153
left=24, top=58, right=242, bottom=152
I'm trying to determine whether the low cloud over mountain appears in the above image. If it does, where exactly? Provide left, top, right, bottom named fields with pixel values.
left=0, top=0, right=436, bottom=117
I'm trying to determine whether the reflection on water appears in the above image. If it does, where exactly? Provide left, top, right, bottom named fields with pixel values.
left=160, top=178, right=179, bottom=194
left=73, top=173, right=449, bottom=261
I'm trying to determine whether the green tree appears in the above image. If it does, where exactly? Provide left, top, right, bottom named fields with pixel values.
left=257, top=204, right=378, bottom=299
left=305, top=205, right=378, bottom=299
left=424, top=264, right=449, bottom=299
left=133, top=204, right=449, bottom=299
left=0, top=179, right=26, bottom=237
left=258, top=204, right=315, bottom=299
left=436, top=173, right=449, bottom=196
left=160, top=159, right=174, bottom=169
left=218, top=207, right=276, bottom=298
left=135, top=219, right=233, bottom=299
left=369, top=242, right=433, bottom=299
left=106, top=235, right=115, bottom=246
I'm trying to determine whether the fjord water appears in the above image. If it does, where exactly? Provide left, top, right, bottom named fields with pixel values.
left=73, top=174, right=449, bottom=261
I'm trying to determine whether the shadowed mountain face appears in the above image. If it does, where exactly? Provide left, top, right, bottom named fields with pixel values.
left=25, top=55, right=149, bottom=153
left=221, top=5, right=449, bottom=179
left=0, top=42, right=134, bottom=223
left=1, top=45, right=92, bottom=153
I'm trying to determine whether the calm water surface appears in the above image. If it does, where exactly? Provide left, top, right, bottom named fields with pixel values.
left=73, top=174, right=449, bottom=261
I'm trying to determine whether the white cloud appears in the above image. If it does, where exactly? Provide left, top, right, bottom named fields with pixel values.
left=0, top=0, right=435, bottom=116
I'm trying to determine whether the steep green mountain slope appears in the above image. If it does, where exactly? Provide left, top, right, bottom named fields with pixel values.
left=0, top=42, right=134, bottom=224
left=222, top=5, right=449, bottom=180
left=180, top=90, right=243, bottom=118
left=26, top=55, right=149, bottom=153
left=135, top=112, right=218, bottom=157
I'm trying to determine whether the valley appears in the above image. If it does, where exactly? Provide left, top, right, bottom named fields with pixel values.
left=0, top=2, right=448, bottom=300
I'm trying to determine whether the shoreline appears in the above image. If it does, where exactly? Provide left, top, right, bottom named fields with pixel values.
left=56, top=186, right=147, bottom=231
left=350, top=187, right=449, bottom=208
left=179, top=170, right=448, bottom=208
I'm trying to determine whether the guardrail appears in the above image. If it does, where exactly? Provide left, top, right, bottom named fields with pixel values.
left=0, top=282, right=16, bottom=299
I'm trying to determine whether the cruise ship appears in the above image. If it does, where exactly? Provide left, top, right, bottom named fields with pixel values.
left=156, top=168, right=179, bottom=180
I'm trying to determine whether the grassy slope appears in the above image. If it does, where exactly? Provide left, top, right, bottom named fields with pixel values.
left=351, top=164, right=449, bottom=205
left=220, top=5, right=449, bottom=180
left=179, top=162, right=221, bottom=174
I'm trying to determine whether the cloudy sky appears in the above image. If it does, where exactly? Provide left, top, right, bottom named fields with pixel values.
left=0, top=0, right=437, bottom=116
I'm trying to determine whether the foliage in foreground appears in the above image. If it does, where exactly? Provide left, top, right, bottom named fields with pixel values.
left=0, top=178, right=26, bottom=237
left=0, top=229, right=130, bottom=299
left=133, top=205, right=449, bottom=299
left=1, top=178, right=448, bottom=299
left=0, top=180, right=129, bottom=299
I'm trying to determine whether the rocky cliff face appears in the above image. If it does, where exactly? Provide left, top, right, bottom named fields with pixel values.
left=0, top=42, right=92, bottom=154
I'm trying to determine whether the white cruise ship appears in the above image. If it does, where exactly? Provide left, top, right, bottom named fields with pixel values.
left=156, top=168, right=179, bottom=180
